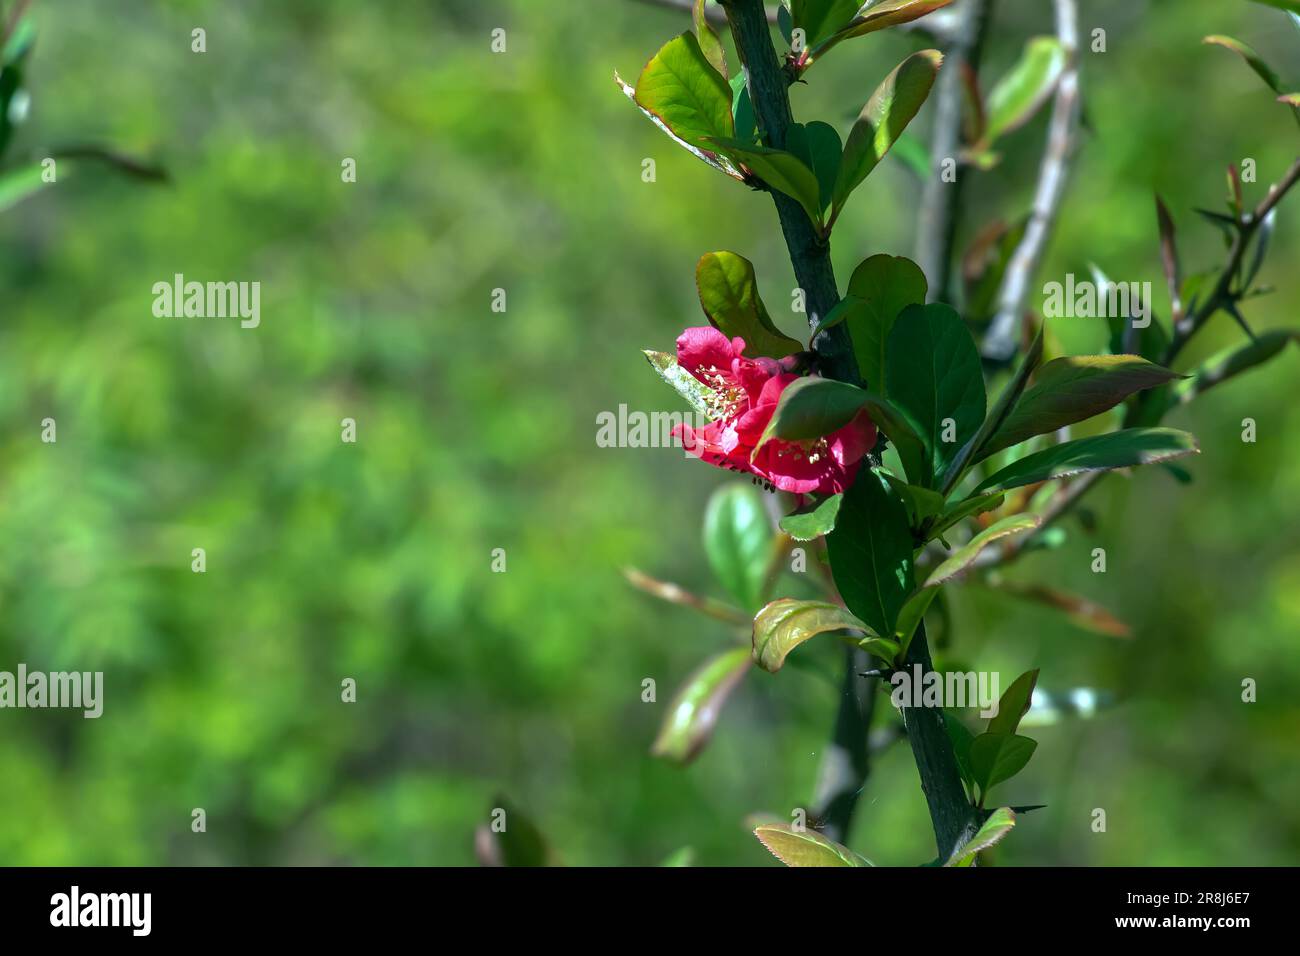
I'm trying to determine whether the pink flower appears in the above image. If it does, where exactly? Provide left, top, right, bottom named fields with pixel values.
left=669, top=327, right=876, bottom=495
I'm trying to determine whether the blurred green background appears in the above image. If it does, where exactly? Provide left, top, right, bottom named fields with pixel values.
left=0, top=0, right=1297, bottom=865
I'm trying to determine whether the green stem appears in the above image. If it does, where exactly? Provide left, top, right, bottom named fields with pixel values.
left=900, top=620, right=981, bottom=859
left=720, top=0, right=868, bottom=841
left=719, top=0, right=859, bottom=385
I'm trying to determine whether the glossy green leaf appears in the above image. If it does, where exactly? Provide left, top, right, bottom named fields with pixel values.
left=616, top=72, right=742, bottom=179
left=946, top=808, right=1016, bottom=866
left=652, top=646, right=751, bottom=763
left=825, top=470, right=915, bottom=637
left=729, top=72, right=757, bottom=145
left=706, top=137, right=825, bottom=228
left=977, top=355, right=1182, bottom=460
left=972, top=427, right=1199, bottom=494
left=924, top=514, right=1042, bottom=588
left=703, top=482, right=773, bottom=611
left=833, top=50, right=942, bottom=215
left=1203, top=35, right=1282, bottom=93
left=809, top=0, right=956, bottom=65
left=787, top=120, right=843, bottom=213
left=754, top=823, right=873, bottom=866
left=633, top=33, right=736, bottom=146
left=0, top=161, right=50, bottom=213
left=844, top=254, right=929, bottom=392
left=752, top=598, right=872, bottom=672
left=753, top=376, right=871, bottom=456
left=885, top=302, right=987, bottom=484
left=695, top=251, right=803, bottom=359
left=792, top=0, right=864, bottom=50
left=643, top=350, right=720, bottom=419
left=987, top=668, right=1039, bottom=736
left=984, top=37, right=1066, bottom=143
left=970, top=733, right=1037, bottom=795
left=779, top=494, right=843, bottom=541
left=692, top=0, right=727, bottom=78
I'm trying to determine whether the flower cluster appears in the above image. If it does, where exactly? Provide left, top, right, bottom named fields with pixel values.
left=669, top=327, right=876, bottom=496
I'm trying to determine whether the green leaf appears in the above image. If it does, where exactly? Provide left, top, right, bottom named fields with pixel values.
left=787, top=120, right=843, bottom=213
left=825, top=470, right=915, bottom=637
left=983, top=37, right=1066, bottom=144
left=885, top=302, right=987, bottom=485
left=944, top=710, right=977, bottom=793
left=643, top=349, right=720, bottom=419
left=792, top=0, right=864, bottom=50
left=1203, top=35, right=1282, bottom=93
left=972, top=427, right=1199, bottom=494
left=729, top=72, right=756, bottom=145
left=0, top=161, right=50, bottom=213
left=752, top=598, right=875, bottom=672
left=894, top=587, right=938, bottom=657
left=833, top=50, right=943, bottom=216
left=946, top=808, right=1016, bottom=866
left=617, top=72, right=742, bottom=179
left=692, top=0, right=728, bottom=78
left=1174, top=329, right=1298, bottom=404
left=923, top=514, right=1042, bottom=588
left=970, top=733, right=1037, bottom=796
left=884, top=475, right=946, bottom=528
left=987, top=668, right=1039, bottom=737
left=778, top=3, right=794, bottom=45
left=843, top=254, right=929, bottom=392
left=779, top=494, right=843, bottom=541
left=703, top=483, right=773, bottom=611
left=928, top=492, right=1004, bottom=540
left=652, top=646, right=751, bottom=763
left=809, top=0, right=956, bottom=66
left=977, top=355, right=1182, bottom=461
left=706, top=137, right=825, bottom=228
left=633, top=32, right=736, bottom=146
left=753, top=376, right=871, bottom=456
left=695, top=252, right=803, bottom=359
left=945, top=328, right=1044, bottom=491
left=754, top=823, right=873, bottom=866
